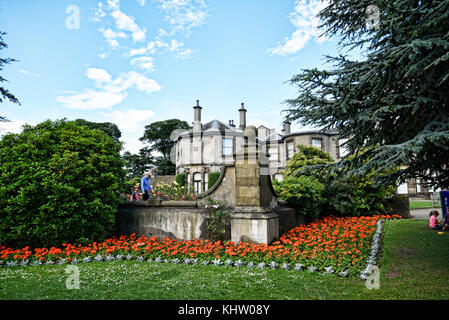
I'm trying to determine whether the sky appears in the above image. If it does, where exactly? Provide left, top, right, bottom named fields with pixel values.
left=0, top=0, right=342, bottom=154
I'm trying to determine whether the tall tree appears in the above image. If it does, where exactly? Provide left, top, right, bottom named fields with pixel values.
left=122, top=147, right=155, bottom=179
left=285, top=0, right=449, bottom=189
left=74, top=119, right=121, bottom=144
left=0, top=30, right=20, bottom=121
left=140, top=119, right=190, bottom=175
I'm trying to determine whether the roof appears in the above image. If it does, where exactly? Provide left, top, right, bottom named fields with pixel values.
left=177, top=119, right=243, bottom=139
left=282, top=129, right=339, bottom=140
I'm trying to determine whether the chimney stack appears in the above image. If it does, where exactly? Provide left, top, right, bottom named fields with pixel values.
left=239, top=102, right=247, bottom=130
left=193, top=99, right=202, bottom=133
left=283, top=118, right=291, bottom=135
left=229, top=120, right=235, bottom=127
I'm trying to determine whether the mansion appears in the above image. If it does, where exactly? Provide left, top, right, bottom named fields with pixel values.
left=174, top=100, right=341, bottom=194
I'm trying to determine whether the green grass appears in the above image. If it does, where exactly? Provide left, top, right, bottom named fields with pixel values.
left=409, top=200, right=440, bottom=210
left=0, top=219, right=448, bottom=299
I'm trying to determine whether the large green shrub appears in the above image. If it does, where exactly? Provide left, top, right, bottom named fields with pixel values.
left=284, top=144, right=334, bottom=178
left=273, top=176, right=325, bottom=219
left=175, top=173, right=185, bottom=186
left=0, top=119, right=125, bottom=248
left=277, top=144, right=395, bottom=217
left=208, top=172, right=221, bottom=190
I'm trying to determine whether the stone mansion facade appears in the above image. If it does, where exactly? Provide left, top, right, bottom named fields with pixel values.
left=174, top=100, right=341, bottom=194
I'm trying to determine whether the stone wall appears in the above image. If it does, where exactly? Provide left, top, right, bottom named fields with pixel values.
left=116, top=200, right=211, bottom=240
left=152, top=175, right=176, bottom=185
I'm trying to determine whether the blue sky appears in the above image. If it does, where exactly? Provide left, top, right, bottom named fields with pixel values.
left=0, top=0, right=341, bottom=153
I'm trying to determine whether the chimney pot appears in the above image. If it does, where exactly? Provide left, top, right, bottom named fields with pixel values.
left=239, top=102, right=247, bottom=130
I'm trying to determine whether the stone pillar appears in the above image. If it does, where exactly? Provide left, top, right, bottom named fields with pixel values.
left=231, top=126, right=279, bottom=244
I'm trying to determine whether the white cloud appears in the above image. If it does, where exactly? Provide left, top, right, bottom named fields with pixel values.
left=106, top=39, right=120, bottom=49
left=101, top=108, right=155, bottom=132
left=174, top=48, right=193, bottom=59
left=268, top=0, right=329, bottom=56
left=57, top=68, right=162, bottom=110
left=130, top=56, right=155, bottom=72
left=0, top=119, right=28, bottom=136
left=57, top=89, right=127, bottom=110
left=157, top=0, right=209, bottom=36
left=19, top=69, right=41, bottom=77
left=110, top=9, right=147, bottom=43
left=86, top=68, right=112, bottom=84
left=127, top=41, right=157, bottom=57
left=92, top=2, right=106, bottom=22
left=99, top=27, right=127, bottom=40
left=98, top=52, right=110, bottom=59
left=136, top=0, right=146, bottom=6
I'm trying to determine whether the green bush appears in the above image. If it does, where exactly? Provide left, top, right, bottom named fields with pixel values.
left=273, top=176, right=325, bottom=219
left=0, top=119, right=125, bottom=248
left=175, top=173, right=185, bottom=186
left=284, top=144, right=334, bottom=178
left=208, top=172, right=221, bottom=190
left=123, top=177, right=141, bottom=194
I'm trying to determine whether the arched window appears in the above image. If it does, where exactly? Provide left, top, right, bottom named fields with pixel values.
left=193, top=172, right=202, bottom=193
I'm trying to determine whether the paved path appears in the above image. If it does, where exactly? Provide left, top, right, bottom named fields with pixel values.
left=410, top=208, right=442, bottom=220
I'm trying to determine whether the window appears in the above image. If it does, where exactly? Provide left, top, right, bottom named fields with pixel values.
left=287, top=141, right=294, bottom=159
left=268, top=146, right=278, bottom=161
left=193, top=172, right=202, bottom=193
left=312, top=138, right=322, bottom=149
left=204, top=172, right=209, bottom=192
left=222, top=138, right=233, bottom=156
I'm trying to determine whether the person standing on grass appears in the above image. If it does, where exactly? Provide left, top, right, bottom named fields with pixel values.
left=141, top=172, right=153, bottom=201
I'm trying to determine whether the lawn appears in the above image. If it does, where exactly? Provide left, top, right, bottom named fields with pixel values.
left=409, top=200, right=441, bottom=210
left=0, top=219, right=448, bottom=300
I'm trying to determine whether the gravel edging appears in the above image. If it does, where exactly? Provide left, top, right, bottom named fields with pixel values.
left=359, top=219, right=385, bottom=280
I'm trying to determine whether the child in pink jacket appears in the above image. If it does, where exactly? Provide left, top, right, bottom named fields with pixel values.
left=429, top=210, right=442, bottom=230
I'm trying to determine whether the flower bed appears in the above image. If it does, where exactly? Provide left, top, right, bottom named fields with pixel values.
left=149, top=182, right=196, bottom=201
left=0, top=215, right=401, bottom=276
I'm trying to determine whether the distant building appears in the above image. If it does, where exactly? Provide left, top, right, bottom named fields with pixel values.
left=174, top=100, right=341, bottom=193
